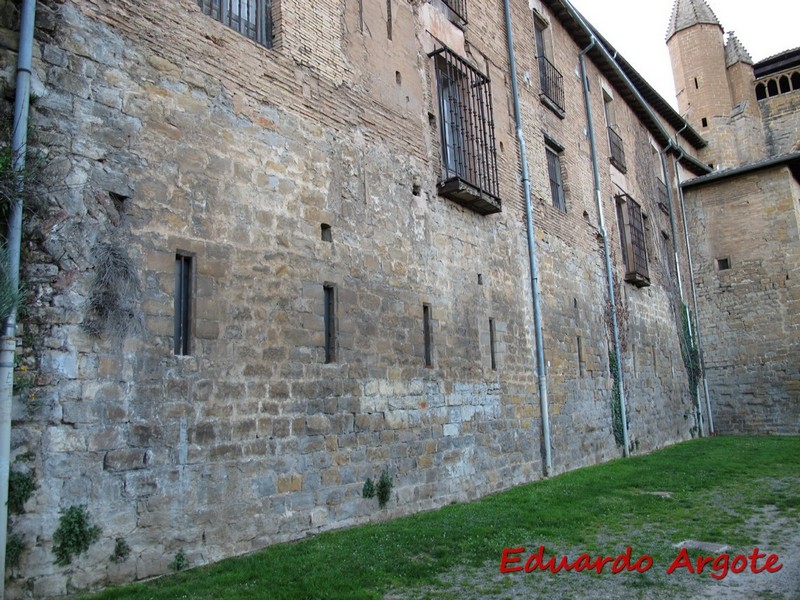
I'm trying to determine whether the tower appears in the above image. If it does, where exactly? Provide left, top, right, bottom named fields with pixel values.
left=666, top=0, right=765, bottom=168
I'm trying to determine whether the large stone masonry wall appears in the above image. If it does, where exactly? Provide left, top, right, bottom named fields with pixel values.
left=685, top=167, right=800, bottom=434
left=759, top=87, right=800, bottom=157
left=1, top=0, right=695, bottom=596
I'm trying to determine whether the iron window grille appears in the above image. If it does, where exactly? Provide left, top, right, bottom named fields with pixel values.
left=607, top=126, right=627, bottom=173
left=545, top=145, right=566, bottom=212
left=656, top=178, right=668, bottom=208
left=538, top=56, right=565, bottom=113
left=197, top=0, right=272, bottom=47
left=615, top=194, right=650, bottom=287
left=431, top=46, right=501, bottom=215
left=439, top=0, right=467, bottom=25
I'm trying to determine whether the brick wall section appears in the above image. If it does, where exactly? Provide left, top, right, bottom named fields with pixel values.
left=1, top=0, right=698, bottom=595
left=684, top=167, right=800, bottom=434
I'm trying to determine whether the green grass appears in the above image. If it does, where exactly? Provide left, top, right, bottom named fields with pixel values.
left=87, top=436, right=800, bottom=599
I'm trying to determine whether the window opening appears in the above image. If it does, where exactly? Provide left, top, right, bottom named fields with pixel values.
left=321, top=223, right=332, bottom=242
left=615, top=194, right=650, bottom=287
left=431, top=46, right=501, bottom=215
left=324, top=284, right=337, bottom=363
left=423, top=304, right=433, bottom=367
left=196, top=0, right=272, bottom=47
left=545, top=143, right=566, bottom=212
left=174, top=253, right=193, bottom=355
left=489, top=318, right=497, bottom=370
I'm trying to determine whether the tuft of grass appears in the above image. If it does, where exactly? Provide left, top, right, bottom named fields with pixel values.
left=83, top=436, right=799, bottom=599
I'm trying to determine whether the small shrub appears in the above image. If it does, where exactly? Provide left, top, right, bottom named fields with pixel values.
left=168, top=548, right=187, bottom=572
left=6, top=533, right=24, bottom=570
left=52, top=505, right=102, bottom=566
left=362, top=478, right=375, bottom=499
left=110, top=537, right=131, bottom=564
left=8, top=470, right=37, bottom=514
left=377, top=470, right=393, bottom=509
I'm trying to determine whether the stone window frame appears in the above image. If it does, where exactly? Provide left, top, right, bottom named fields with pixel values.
left=196, top=0, right=274, bottom=48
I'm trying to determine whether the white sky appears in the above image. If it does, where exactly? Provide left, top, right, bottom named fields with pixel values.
left=567, top=0, right=800, bottom=109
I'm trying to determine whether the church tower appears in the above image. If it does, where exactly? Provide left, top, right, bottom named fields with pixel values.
left=666, top=0, right=765, bottom=168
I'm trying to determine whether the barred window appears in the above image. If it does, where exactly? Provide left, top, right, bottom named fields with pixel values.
left=431, top=46, right=501, bottom=215
left=545, top=142, right=566, bottom=212
left=534, top=17, right=564, bottom=114
left=197, top=0, right=272, bottom=47
left=439, top=0, right=467, bottom=26
left=615, top=194, right=650, bottom=287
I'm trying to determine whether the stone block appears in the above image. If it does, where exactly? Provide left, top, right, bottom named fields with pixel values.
left=104, top=449, right=150, bottom=472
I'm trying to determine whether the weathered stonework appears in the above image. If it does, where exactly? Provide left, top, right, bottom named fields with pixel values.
left=0, top=0, right=722, bottom=596
left=683, top=167, right=800, bottom=434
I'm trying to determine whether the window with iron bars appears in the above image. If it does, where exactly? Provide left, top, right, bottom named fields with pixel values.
left=534, top=19, right=564, bottom=114
left=607, top=127, right=627, bottom=173
left=196, top=0, right=272, bottom=47
left=431, top=46, right=501, bottom=215
left=439, top=0, right=467, bottom=26
left=545, top=143, right=566, bottom=212
left=615, top=194, right=650, bottom=287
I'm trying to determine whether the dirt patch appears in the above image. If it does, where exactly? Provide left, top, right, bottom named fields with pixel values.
left=386, top=506, right=799, bottom=599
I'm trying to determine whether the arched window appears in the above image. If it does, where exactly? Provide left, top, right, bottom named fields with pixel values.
left=779, top=76, right=790, bottom=94
left=768, top=79, right=779, bottom=97
left=791, top=72, right=800, bottom=91
left=756, top=82, right=767, bottom=100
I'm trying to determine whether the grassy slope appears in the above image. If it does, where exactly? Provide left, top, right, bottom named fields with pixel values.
left=87, top=436, right=800, bottom=599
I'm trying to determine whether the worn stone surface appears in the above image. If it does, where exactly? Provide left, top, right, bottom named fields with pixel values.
left=683, top=169, right=800, bottom=434
left=0, top=0, right=707, bottom=596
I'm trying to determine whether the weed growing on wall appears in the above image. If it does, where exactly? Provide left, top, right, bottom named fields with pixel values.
left=52, top=505, right=102, bottom=566
left=7, top=470, right=36, bottom=514
left=377, top=471, right=393, bottom=508
left=83, top=241, right=143, bottom=339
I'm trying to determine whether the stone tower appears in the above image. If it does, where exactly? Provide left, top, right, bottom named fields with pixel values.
left=666, top=0, right=765, bottom=168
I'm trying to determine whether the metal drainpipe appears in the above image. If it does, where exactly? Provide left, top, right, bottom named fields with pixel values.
left=578, top=43, right=630, bottom=457
left=503, top=0, right=552, bottom=475
left=672, top=148, right=715, bottom=435
left=0, top=0, right=37, bottom=593
left=659, top=148, right=705, bottom=436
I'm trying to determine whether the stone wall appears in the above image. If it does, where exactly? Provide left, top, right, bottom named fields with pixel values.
left=760, top=87, right=800, bottom=156
left=684, top=166, right=800, bottom=434
left=1, top=0, right=696, bottom=596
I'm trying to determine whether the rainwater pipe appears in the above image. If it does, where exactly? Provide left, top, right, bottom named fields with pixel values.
left=577, top=37, right=630, bottom=457
left=562, top=0, right=718, bottom=446
left=503, top=0, right=552, bottom=475
left=0, top=0, right=37, bottom=592
left=659, top=146, right=706, bottom=436
left=671, top=143, right=715, bottom=435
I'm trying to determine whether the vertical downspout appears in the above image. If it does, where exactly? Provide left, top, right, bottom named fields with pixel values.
left=579, top=43, right=630, bottom=456
left=660, top=149, right=705, bottom=436
left=0, top=0, right=37, bottom=590
left=673, top=150, right=715, bottom=434
left=503, top=0, right=551, bottom=475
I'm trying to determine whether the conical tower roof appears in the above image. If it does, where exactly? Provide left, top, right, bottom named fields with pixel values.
left=725, top=32, right=753, bottom=67
left=666, top=0, right=722, bottom=41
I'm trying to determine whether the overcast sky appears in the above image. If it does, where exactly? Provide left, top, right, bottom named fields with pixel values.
left=567, top=0, right=800, bottom=109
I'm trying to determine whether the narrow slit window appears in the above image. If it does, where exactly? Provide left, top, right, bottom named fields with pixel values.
left=174, top=253, right=193, bottom=356
left=324, top=284, right=337, bottom=363
left=321, top=223, right=332, bottom=242
left=423, top=304, right=433, bottom=367
left=489, top=318, right=497, bottom=370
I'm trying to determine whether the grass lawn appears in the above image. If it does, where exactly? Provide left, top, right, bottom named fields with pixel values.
left=86, top=436, right=800, bottom=599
